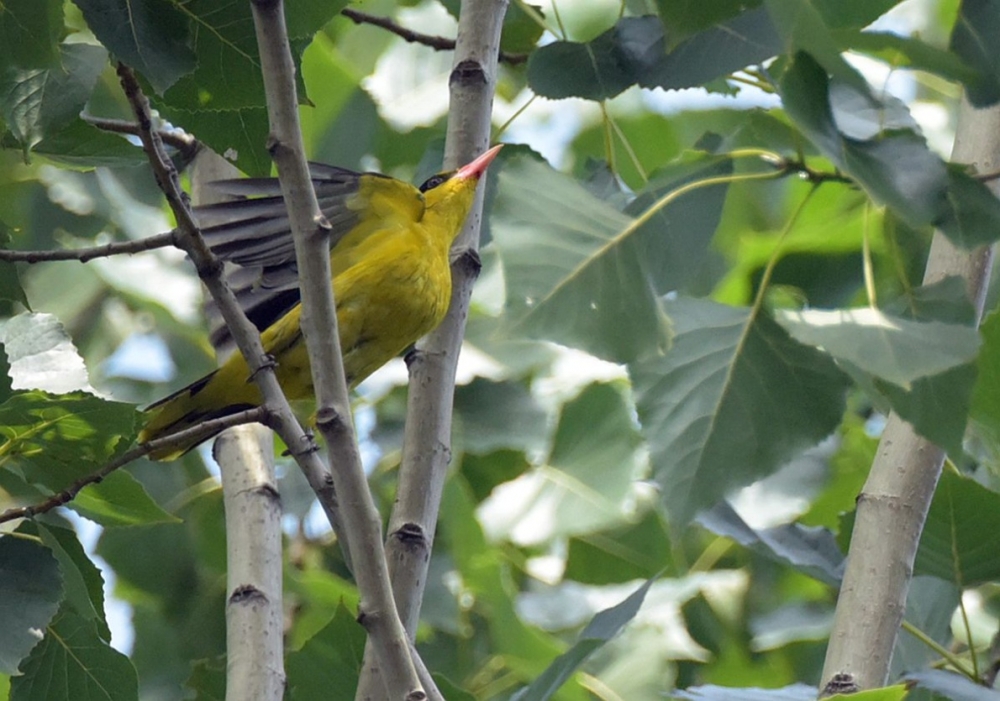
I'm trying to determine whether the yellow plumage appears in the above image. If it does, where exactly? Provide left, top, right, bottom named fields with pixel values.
left=139, top=146, right=501, bottom=460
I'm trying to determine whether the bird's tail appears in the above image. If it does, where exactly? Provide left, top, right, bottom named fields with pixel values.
left=138, top=369, right=258, bottom=461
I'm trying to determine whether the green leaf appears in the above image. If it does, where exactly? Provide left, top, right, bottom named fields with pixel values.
left=492, top=151, right=671, bottom=363
left=949, top=0, right=1000, bottom=107
left=9, top=611, right=138, bottom=701
left=0, top=0, right=63, bottom=69
left=859, top=278, right=980, bottom=455
left=285, top=0, right=349, bottom=41
left=498, top=2, right=545, bottom=55
left=624, top=152, right=732, bottom=293
left=810, top=0, right=900, bottom=29
left=157, top=101, right=271, bottom=177
left=696, top=502, right=844, bottom=585
left=460, top=449, right=532, bottom=504
left=527, top=17, right=664, bottom=101
left=511, top=579, right=654, bottom=701
left=780, top=51, right=1000, bottom=248
left=73, top=470, right=179, bottom=527
left=765, top=0, right=869, bottom=93
left=0, top=391, right=138, bottom=494
left=527, top=11, right=783, bottom=99
left=840, top=31, right=980, bottom=89
left=775, top=308, right=980, bottom=389
left=631, top=298, right=849, bottom=525
left=0, top=43, right=107, bottom=154
left=478, top=383, right=645, bottom=546
left=893, top=577, right=960, bottom=682
left=914, top=470, right=1000, bottom=586
left=453, top=378, right=548, bottom=455
left=937, top=164, right=1000, bottom=248
left=160, top=0, right=336, bottom=110
left=906, top=670, right=1000, bottom=701
left=0, top=221, right=28, bottom=313
left=0, top=259, right=27, bottom=308
left=565, top=509, right=673, bottom=585
left=0, top=313, right=92, bottom=394
left=33, top=523, right=110, bottom=641
left=286, top=603, right=365, bottom=701
left=432, top=675, right=476, bottom=701
left=641, top=8, right=782, bottom=91
left=14, top=118, right=147, bottom=168
left=0, top=535, right=63, bottom=675
left=284, top=568, right=359, bottom=652
left=865, top=362, right=977, bottom=458
left=970, top=309, right=1000, bottom=460
left=440, top=477, right=568, bottom=681
left=888, top=276, right=978, bottom=326
left=654, top=0, right=762, bottom=42
left=0, top=344, right=12, bottom=404
left=184, top=657, right=225, bottom=701
left=72, top=0, right=195, bottom=94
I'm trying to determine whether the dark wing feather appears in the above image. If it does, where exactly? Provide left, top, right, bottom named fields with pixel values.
left=196, top=163, right=364, bottom=268
left=199, top=164, right=367, bottom=350
left=206, top=263, right=304, bottom=351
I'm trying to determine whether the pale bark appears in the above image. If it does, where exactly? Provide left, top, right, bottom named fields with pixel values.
left=355, top=1, right=508, bottom=699
left=192, top=152, right=286, bottom=701
left=820, top=97, right=999, bottom=692
left=248, top=0, right=425, bottom=698
left=216, top=426, right=285, bottom=701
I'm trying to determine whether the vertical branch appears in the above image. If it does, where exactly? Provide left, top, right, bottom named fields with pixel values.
left=188, top=151, right=280, bottom=699
left=247, top=1, right=424, bottom=698
left=820, top=98, right=999, bottom=692
left=192, top=151, right=285, bottom=701
left=216, top=426, right=285, bottom=701
left=356, top=0, right=508, bottom=698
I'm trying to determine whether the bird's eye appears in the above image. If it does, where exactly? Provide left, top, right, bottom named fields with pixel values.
left=419, top=174, right=448, bottom=192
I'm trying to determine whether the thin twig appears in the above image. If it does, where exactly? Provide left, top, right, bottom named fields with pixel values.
left=0, top=407, right=269, bottom=524
left=340, top=7, right=527, bottom=65
left=0, top=232, right=176, bottom=263
left=83, top=115, right=200, bottom=158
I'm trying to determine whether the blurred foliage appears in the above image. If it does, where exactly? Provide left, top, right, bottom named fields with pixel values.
left=3, top=1, right=1000, bottom=700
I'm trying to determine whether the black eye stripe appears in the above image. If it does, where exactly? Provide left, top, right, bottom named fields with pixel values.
left=419, top=173, right=449, bottom=192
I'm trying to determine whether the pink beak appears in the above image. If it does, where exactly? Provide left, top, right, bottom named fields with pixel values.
left=455, top=144, right=504, bottom=181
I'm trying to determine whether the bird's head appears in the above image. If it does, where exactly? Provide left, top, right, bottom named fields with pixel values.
left=420, top=145, right=503, bottom=230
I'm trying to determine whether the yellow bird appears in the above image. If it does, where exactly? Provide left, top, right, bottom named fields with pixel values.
left=140, top=145, right=502, bottom=460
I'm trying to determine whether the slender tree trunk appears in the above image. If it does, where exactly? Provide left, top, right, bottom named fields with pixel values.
left=820, top=97, right=999, bottom=693
left=354, top=1, right=508, bottom=698
left=192, top=151, right=286, bottom=701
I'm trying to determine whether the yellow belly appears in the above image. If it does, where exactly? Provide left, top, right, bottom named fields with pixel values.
left=263, top=230, right=452, bottom=395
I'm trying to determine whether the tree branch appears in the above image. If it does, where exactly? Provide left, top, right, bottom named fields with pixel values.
left=356, top=0, right=508, bottom=698
left=83, top=114, right=200, bottom=158
left=0, top=232, right=176, bottom=263
left=340, top=7, right=526, bottom=65
left=247, top=0, right=425, bottom=698
left=216, top=424, right=285, bottom=701
left=0, top=407, right=268, bottom=525
left=820, top=97, right=999, bottom=692
left=191, top=149, right=286, bottom=701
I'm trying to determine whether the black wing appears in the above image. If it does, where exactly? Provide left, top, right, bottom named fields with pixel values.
left=199, top=163, right=366, bottom=350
